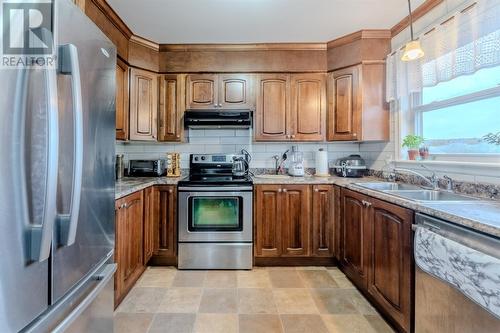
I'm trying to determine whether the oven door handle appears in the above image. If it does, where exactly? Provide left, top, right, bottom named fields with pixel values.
left=178, top=186, right=253, bottom=192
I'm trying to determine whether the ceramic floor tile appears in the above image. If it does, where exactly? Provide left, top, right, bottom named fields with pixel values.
left=266, top=266, right=298, bottom=271
left=348, top=289, right=378, bottom=315
left=298, top=270, right=339, bottom=288
left=268, top=270, right=305, bottom=288
left=272, top=289, right=318, bottom=314
left=310, top=289, right=359, bottom=314
left=280, top=314, right=329, bottom=333
left=204, top=271, right=237, bottom=288
left=171, top=271, right=206, bottom=287
left=331, top=275, right=356, bottom=289
left=239, top=314, right=284, bottom=333
left=148, top=313, right=196, bottom=333
left=237, top=270, right=272, bottom=288
left=238, top=288, right=278, bottom=314
left=157, top=288, right=202, bottom=313
left=114, top=313, right=153, bottom=333
left=193, top=313, right=238, bottom=333
left=326, top=267, right=345, bottom=277
left=116, top=287, right=167, bottom=313
left=296, top=266, right=328, bottom=270
left=199, top=288, right=238, bottom=313
left=136, top=267, right=176, bottom=288
left=364, top=315, right=395, bottom=333
left=322, top=314, right=377, bottom=333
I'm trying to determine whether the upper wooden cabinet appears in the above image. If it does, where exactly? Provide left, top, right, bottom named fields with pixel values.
left=158, top=74, right=184, bottom=142
left=255, top=73, right=326, bottom=142
left=115, top=58, right=129, bottom=140
left=327, top=63, right=389, bottom=141
left=186, top=74, right=253, bottom=110
left=129, top=68, right=158, bottom=141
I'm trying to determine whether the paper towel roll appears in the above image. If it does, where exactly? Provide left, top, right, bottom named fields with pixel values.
left=315, top=149, right=329, bottom=177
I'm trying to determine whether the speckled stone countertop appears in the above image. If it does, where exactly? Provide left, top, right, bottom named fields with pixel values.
left=115, top=176, right=183, bottom=199
left=116, top=174, right=500, bottom=237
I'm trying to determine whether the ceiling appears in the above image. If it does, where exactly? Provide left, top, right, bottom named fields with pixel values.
left=107, top=0, right=426, bottom=44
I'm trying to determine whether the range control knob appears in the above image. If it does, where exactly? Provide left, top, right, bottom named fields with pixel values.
left=201, top=156, right=206, bottom=161
left=194, top=157, right=199, bottom=161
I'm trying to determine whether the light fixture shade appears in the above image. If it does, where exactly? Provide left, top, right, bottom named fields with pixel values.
left=401, top=40, right=425, bottom=61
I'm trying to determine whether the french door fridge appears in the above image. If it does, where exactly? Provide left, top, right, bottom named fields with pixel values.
left=0, top=0, right=116, bottom=331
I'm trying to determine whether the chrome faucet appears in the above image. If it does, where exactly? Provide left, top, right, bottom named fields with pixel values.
left=443, top=175, right=454, bottom=191
left=273, top=149, right=289, bottom=175
left=393, top=165, right=439, bottom=190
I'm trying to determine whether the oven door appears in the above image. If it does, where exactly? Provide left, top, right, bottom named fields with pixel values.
left=178, top=187, right=253, bottom=242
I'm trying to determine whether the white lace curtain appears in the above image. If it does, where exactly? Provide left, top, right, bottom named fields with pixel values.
left=386, top=0, right=500, bottom=102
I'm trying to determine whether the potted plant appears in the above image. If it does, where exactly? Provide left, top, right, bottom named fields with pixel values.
left=402, top=135, right=424, bottom=160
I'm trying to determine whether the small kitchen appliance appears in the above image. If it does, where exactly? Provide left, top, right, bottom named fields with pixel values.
left=177, top=154, right=253, bottom=270
left=166, top=153, right=181, bottom=177
left=128, top=159, right=167, bottom=177
left=333, top=154, right=367, bottom=178
left=288, top=146, right=305, bottom=177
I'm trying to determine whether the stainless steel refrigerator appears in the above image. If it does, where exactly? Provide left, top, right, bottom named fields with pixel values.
left=0, top=0, right=116, bottom=331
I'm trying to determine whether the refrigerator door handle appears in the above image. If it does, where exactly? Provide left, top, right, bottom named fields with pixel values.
left=57, top=44, right=84, bottom=247
left=26, top=64, right=60, bottom=262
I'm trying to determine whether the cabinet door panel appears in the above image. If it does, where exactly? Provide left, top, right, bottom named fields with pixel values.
left=158, top=74, right=183, bottom=142
left=115, top=59, right=129, bottom=140
left=154, top=186, right=177, bottom=258
left=143, top=187, right=154, bottom=264
left=126, top=194, right=144, bottom=283
left=282, top=185, right=310, bottom=256
left=186, top=74, right=217, bottom=109
left=340, top=189, right=370, bottom=289
left=327, top=66, right=360, bottom=141
left=255, top=74, right=289, bottom=141
left=291, top=74, right=325, bottom=141
left=254, top=185, right=282, bottom=257
left=129, top=68, right=157, bottom=141
left=369, top=198, right=413, bottom=333
left=219, top=74, right=253, bottom=109
left=312, top=185, right=334, bottom=257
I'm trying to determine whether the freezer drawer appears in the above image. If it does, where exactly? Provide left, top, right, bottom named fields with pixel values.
left=178, top=243, right=253, bottom=270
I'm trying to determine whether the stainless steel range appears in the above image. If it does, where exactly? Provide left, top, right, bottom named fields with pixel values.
left=178, top=153, right=253, bottom=269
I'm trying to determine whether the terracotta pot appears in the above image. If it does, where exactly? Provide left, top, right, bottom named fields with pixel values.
left=407, top=149, right=419, bottom=160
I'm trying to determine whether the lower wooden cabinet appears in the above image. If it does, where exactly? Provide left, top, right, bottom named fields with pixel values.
left=339, top=188, right=414, bottom=333
left=151, top=185, right=177, bottom=265
left=254, top=184, right=335, bottom=261
left=143, top=187, right=155, bottom=264
left=115, top=191, right=146, bottom=306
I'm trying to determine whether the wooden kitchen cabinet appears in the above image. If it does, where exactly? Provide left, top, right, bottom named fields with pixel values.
left=114, top=191, right=145, bottom=306
left=282, top=185, right=311, bottom=256
left=311, top=185, right=335, bottom=257
left=129, top=68, right=158, bottom=141
left=143, top=187, right=155, bottom=264
left=368, top=197, right=413, bottom=333
left=327, top=64, right=389, bottom=141
left=115, top=58, right=129, bottom=140
left=158, top=74, right=184, bottom=142
left=255, top=73, right=326, bottom=141
left=150, top=185, right=177, bottom=265
left=340, top=188, right=370, bottom=289
left=254, top=185, right=282, bottom=257
left=339, top=188, right=414, bottom=333
left=186, top=74, right=253, bottom=110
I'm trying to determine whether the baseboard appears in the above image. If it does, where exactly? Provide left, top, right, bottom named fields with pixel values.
left=254, top=257, right=338, bottom=266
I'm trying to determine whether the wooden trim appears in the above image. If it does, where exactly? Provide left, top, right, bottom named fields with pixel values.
left=255, top=257, right=337, bottom=266
left=130, top=35, right=160, bottom=51
left=326, top=30, right=391, bottom=49
left=391, top=0, right=444, bottom=37
left=90, top=0, right=133, bottom=39
left=159, top=43, right=327, bottom=52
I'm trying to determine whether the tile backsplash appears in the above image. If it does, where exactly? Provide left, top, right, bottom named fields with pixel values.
left=116, top=129, right=383, bottom=170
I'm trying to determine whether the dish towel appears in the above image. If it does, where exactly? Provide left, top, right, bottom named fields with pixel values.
left=414, top=226, right=500, bottom=319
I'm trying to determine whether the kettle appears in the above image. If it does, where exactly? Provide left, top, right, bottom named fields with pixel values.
left=232, top=156, right=248, bottom=177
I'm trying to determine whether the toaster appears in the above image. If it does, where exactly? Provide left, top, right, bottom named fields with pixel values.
left=333, top=154, right=367, bottom=178
left=128, top=159, right=167, bottom=177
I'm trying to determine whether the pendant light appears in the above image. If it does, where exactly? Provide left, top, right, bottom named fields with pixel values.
left=401, top=0, right=425, bottom=61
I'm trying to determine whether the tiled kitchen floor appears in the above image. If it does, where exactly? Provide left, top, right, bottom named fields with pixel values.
left=114, top=266, right=394, bottom=333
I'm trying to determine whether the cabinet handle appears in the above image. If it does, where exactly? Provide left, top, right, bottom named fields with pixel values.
left=362, top=200, right=372, bottom=207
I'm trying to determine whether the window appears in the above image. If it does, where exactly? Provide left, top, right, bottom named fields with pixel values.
left=412, top=65, right=500, bottom=156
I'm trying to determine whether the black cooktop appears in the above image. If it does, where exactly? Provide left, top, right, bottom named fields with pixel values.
left=178, top=174, right=253, bottom=187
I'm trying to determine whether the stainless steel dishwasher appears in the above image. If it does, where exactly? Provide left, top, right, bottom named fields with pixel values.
left=414, top=214, right=500, bottom=333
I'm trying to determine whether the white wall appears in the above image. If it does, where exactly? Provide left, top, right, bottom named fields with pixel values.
left=117, top=129, right=363, bottom=170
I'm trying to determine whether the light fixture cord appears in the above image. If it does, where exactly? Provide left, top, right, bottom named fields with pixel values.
left=407, top=0, right=415, bottom=41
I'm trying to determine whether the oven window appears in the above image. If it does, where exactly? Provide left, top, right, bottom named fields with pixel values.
left=189, top=197, right=243, bottom=231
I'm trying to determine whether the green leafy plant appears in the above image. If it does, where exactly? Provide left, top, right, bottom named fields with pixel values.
left=402, top=135, right=424, bottom=149
left=483, top=132, right=500, bottom=145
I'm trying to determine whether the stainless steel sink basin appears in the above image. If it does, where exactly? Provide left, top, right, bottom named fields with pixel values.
left=355, top=182, right=422, bottom=191
left=389, top=190, right=477, bottom=202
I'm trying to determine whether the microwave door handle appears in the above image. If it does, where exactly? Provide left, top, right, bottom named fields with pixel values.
left=56, top=44, right=84, bottom=247
left=20, top=62, right=60, bottom=261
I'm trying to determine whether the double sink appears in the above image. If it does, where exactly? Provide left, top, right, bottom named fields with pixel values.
left=355, top=182, right=477, bottom=202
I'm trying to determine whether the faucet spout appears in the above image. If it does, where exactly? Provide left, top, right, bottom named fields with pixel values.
left=393, top=166, right=439, bottom=190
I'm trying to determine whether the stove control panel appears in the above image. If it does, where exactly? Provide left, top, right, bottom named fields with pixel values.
left=191, top=154, right=244, bottom=165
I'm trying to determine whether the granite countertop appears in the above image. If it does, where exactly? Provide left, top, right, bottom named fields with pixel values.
left=115, top=174, right=500, bottom=238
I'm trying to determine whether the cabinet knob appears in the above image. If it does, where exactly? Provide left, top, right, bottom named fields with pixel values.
left=213, top=104, right=218, bottom=108
left=176, top=135, right=180, bottom=138
left=314, top=189, right=319, bottom=192
left=169, top=189, right=173, bottom=194
left=218, top=103, right=222, bottom=107
left=291, top=135, right=296, bottom=139
left=283, top=189, right=287, bottom=193
left=278, top=189, right=282, bottom=193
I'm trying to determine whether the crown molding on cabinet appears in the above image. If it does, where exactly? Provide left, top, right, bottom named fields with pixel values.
left=159, top=43, right=327, bottom=52
left=130, top=35, right=160, bottom=52
left=390, top=0, right=444, bottom=37
left=90, top=0, right=133, bottom=39
left=326, top=30, right=392, bottom=49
